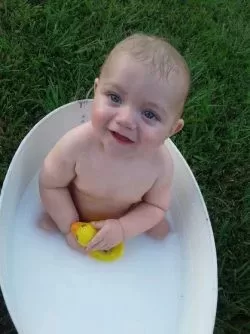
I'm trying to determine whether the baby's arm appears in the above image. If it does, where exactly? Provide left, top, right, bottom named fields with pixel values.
left=119, top=154, right=172, bottom=240
left=39, top=130, right=81, bottom=234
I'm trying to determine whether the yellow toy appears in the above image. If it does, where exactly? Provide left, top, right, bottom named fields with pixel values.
left=70, top=222, right=124, bottom=262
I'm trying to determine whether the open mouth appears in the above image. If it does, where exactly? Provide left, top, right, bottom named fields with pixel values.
left=110, top=131, right=134, bottom=144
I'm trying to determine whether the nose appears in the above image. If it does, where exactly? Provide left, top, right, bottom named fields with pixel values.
left=115, top=106, right=136, bottom=130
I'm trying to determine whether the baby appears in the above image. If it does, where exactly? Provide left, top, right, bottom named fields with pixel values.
left=39, top=33, right=190, bottom=253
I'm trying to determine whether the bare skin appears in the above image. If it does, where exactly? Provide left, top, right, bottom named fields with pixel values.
left=39, top=123, right=170, bottom=252
left=39, top=53, right=188, bottom=253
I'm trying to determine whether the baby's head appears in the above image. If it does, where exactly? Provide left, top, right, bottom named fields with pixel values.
left=92, top=33, right=190, bottom=156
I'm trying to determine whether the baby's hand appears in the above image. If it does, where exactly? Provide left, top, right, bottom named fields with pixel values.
left=85, top=219, right=125, bottom=252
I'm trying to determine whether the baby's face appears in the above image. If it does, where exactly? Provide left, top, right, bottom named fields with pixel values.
left=91, top=54, right=185, bottom=157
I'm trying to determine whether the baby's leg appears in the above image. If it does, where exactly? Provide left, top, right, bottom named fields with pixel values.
left=39, top=212, right=59, bottom=232
left=146, top=218, right=169, bottom=240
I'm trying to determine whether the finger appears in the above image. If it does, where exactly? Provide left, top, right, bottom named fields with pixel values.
left=91, top=221, right=105, bottom=230
left=88, top=241, right=109, bottom=252
left=90, top=239, right=115, bottom=251
left=98, top=244, right=113, bottom=251
left=86, top=232, right=104, bottom=251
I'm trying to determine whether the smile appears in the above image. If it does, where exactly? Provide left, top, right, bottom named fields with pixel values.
left=110, top=131, right=134, bottom=144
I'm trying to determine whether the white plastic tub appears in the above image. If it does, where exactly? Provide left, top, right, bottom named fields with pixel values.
left=0, top=100, right=217, bottom=334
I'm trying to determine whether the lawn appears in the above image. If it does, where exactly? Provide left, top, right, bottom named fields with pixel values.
left=0, top=0, right=249, bottom=333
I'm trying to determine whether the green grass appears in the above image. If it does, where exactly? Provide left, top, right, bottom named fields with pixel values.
left=0, top=0, right=249, bottom=332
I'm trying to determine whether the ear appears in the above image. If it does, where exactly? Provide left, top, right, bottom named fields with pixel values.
left=170, top=118, right=184, bottom=136
left=94, top=78, right=99, bottom=93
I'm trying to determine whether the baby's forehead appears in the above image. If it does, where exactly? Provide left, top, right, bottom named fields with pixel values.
left=104, top=49, right=188, bottom=80
left=101, top=53, right=189, bottom=103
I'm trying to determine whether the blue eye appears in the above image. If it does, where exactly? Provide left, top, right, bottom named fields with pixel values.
left=142, top=110, right=159, bottom=121
left=109, top=93, right=122, bottom=105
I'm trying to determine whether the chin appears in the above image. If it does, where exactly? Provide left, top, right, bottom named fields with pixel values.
left=105, top=137, right=138, bottom=158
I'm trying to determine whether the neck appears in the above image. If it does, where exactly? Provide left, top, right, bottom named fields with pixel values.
left=100, top=141, right=161, bottom=162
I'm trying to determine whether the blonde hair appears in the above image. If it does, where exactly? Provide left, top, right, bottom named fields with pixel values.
left=100, top=33, right=190, bottom=96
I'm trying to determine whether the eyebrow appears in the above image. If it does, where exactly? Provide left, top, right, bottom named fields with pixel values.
left=102, top=82, right=127, bottom=96
left=145, top=102, right=166, bottom=116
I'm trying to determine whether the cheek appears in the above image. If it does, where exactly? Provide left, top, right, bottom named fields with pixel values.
left=91, top=98, right=112, bottom=129
left=140, top=125, right=166, bottom=147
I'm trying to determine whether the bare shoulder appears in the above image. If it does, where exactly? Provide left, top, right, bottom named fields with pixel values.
left=39, top=122, right=94, bottom=186
left=59, top=122, right=92, bottom=151
left=48, top=122, right=93, bottom=162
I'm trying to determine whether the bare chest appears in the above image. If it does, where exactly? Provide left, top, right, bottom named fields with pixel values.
left=74, top=154, right=156, bottom=203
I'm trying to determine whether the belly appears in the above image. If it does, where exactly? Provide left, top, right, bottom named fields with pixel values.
left=70, top=184, right=133, bottom=222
